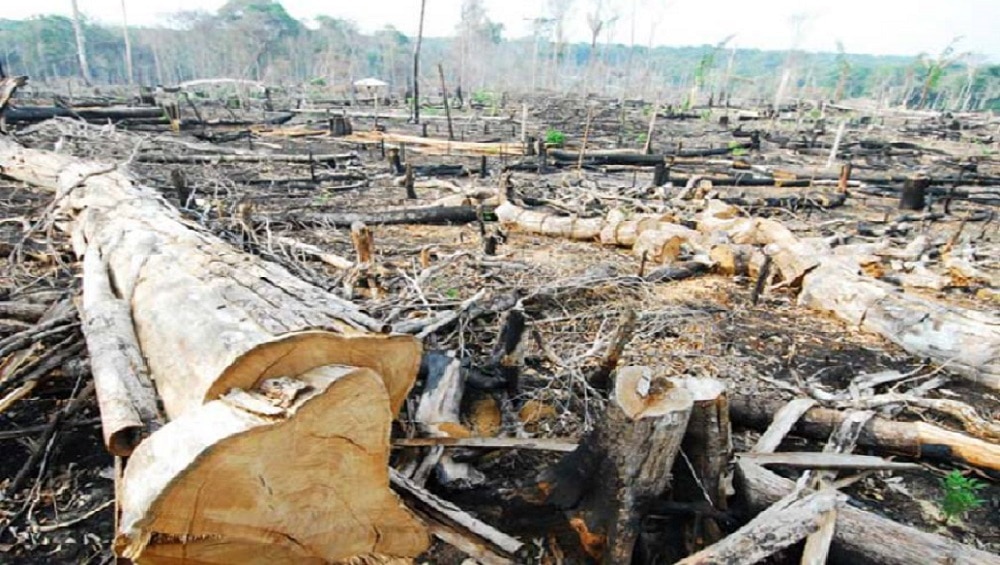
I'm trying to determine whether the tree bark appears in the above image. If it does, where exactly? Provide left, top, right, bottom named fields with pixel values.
left=0, top=137, right=430, bottom=563
left=737, top=461, right=1000, bottom=565
left=730, top=393, right=1000, bottom=472
left=540, top=367, right=694, bottom=563
left=70, top=0, right=92, bottom=86
left=412, top=0, right=426, bottom=124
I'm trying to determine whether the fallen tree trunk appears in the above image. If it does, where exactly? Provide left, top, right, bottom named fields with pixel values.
left=0, top=136, right=430, bottom=563
left=798, top=256, right=999, bottom=389
left=501, top=198, right=999, bottom=388
left=345, top=131, right=525, bottom=156
left=738, top=461, right=1000, bottom=565
left=698, top=200, right=1000, bottom=388
left=730, top=393, right=1000, bottom=472
left=293, top=205, right=494, bottom=227
left=137, top=151, right=357, bottom=166
left=4, top=105, right=166, bottom=123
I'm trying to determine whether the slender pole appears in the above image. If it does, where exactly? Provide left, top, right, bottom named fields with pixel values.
left=412, top=0, right=426, bottom=124
left=438, top=63, right=454, bottom=141
left=120, top=0, right=134, bottom=86
left=69, top=0, right=92, bottom=86
left=577, top=105, right=594, bottom=171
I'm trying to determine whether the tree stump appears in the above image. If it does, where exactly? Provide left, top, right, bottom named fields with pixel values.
left=539, top=366, right=694, bottom=563
left=900, top=175, right=930, bottom=210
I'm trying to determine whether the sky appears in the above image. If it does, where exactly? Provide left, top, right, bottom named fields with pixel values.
left=5, top=0, right=999, bottom=60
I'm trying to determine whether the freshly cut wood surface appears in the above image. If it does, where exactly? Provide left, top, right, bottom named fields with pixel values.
left=541, top=366, right=694, bottom=563
left=120, top=366, right=428, bottom=563
left=0, top=136, right=430, bottom=563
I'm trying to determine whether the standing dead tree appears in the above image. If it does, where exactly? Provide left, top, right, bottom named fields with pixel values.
left=70, top=0, right=93, bottom=86
left=412, top=0, right=427, bottom=124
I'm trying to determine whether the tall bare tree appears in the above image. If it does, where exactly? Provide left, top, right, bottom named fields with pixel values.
left=546, top=0, right=574, bottom=91
left=120, top=0, right=134, bottom=85
left=70, top=0, right=92, bottom=85
left=412, top=0, right=426, bottom=123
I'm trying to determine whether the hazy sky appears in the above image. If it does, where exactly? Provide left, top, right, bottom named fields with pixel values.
left=6, top=0, right=999, bottom=60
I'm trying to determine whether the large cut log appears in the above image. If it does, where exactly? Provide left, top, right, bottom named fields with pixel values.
left=697, top=200, right=999, bottom=387
left=4, top=105, right=167, bottom=123
left=0, top=136, right=430, bottom=562
left=738, top=461, right=1000, bottom=565
left=798, top=256, right=999, bottom=389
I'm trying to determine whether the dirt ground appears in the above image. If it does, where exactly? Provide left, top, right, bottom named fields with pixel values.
left=0, top=95, right=998, bottom=563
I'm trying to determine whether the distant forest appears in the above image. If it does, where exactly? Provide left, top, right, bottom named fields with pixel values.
left=1, top=0, right=998, bottom=111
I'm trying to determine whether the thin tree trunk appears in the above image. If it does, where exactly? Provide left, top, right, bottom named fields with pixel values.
left=412, top=0, right=426, bottom=124
left=70, top=0, right=92, bottom=86
left=120, top=0, right=134, bottom=86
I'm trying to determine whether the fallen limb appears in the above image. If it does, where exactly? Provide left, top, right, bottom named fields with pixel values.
left=391, top=469, right=526, bottom=561
left=0, top=302, right=48, bottom=323
left=675, top=487, right=841, bottom=565
left=730, top=393, right=1000, bottom=472
left=79, top=245, right=164, bottom=456
left=838, top=394, right=1000, bottom=443
left=737, top=461, right=1000, bottom=565
left=393, top=436, right=577, bottom=452
left=738, top=451, right=921, bottom=471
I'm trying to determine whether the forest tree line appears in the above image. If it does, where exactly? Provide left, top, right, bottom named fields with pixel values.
left=1, top=0, right=998, bottom=111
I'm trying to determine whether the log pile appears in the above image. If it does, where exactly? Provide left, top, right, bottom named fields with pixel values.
left=498, top=198, right=1000, bottom=390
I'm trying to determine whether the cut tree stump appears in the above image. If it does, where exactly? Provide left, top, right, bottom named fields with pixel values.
left=674, top=378, right=732, bottom=550
left=0, top=136, right=430, bottom=563
left=539, top=366, right=694, bottom=564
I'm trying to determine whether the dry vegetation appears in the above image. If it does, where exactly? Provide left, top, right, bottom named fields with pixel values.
left=0, top=80, right=998, bottom=564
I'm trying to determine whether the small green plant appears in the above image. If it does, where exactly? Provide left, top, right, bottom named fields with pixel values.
left=635, top=132, right=647, bottom=144
left=444, top=288, right=460, bottom=299
left=472, top=90, right=495, bottom=106
left=308, top=77, right=327, bottom=87
left=700, top=109, right=712, bottom=121
left=939, top=470, right=987, bottom=522
left=545, top=129, right=566, bottom=146
left=728, top=141, right=748, bottom=156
